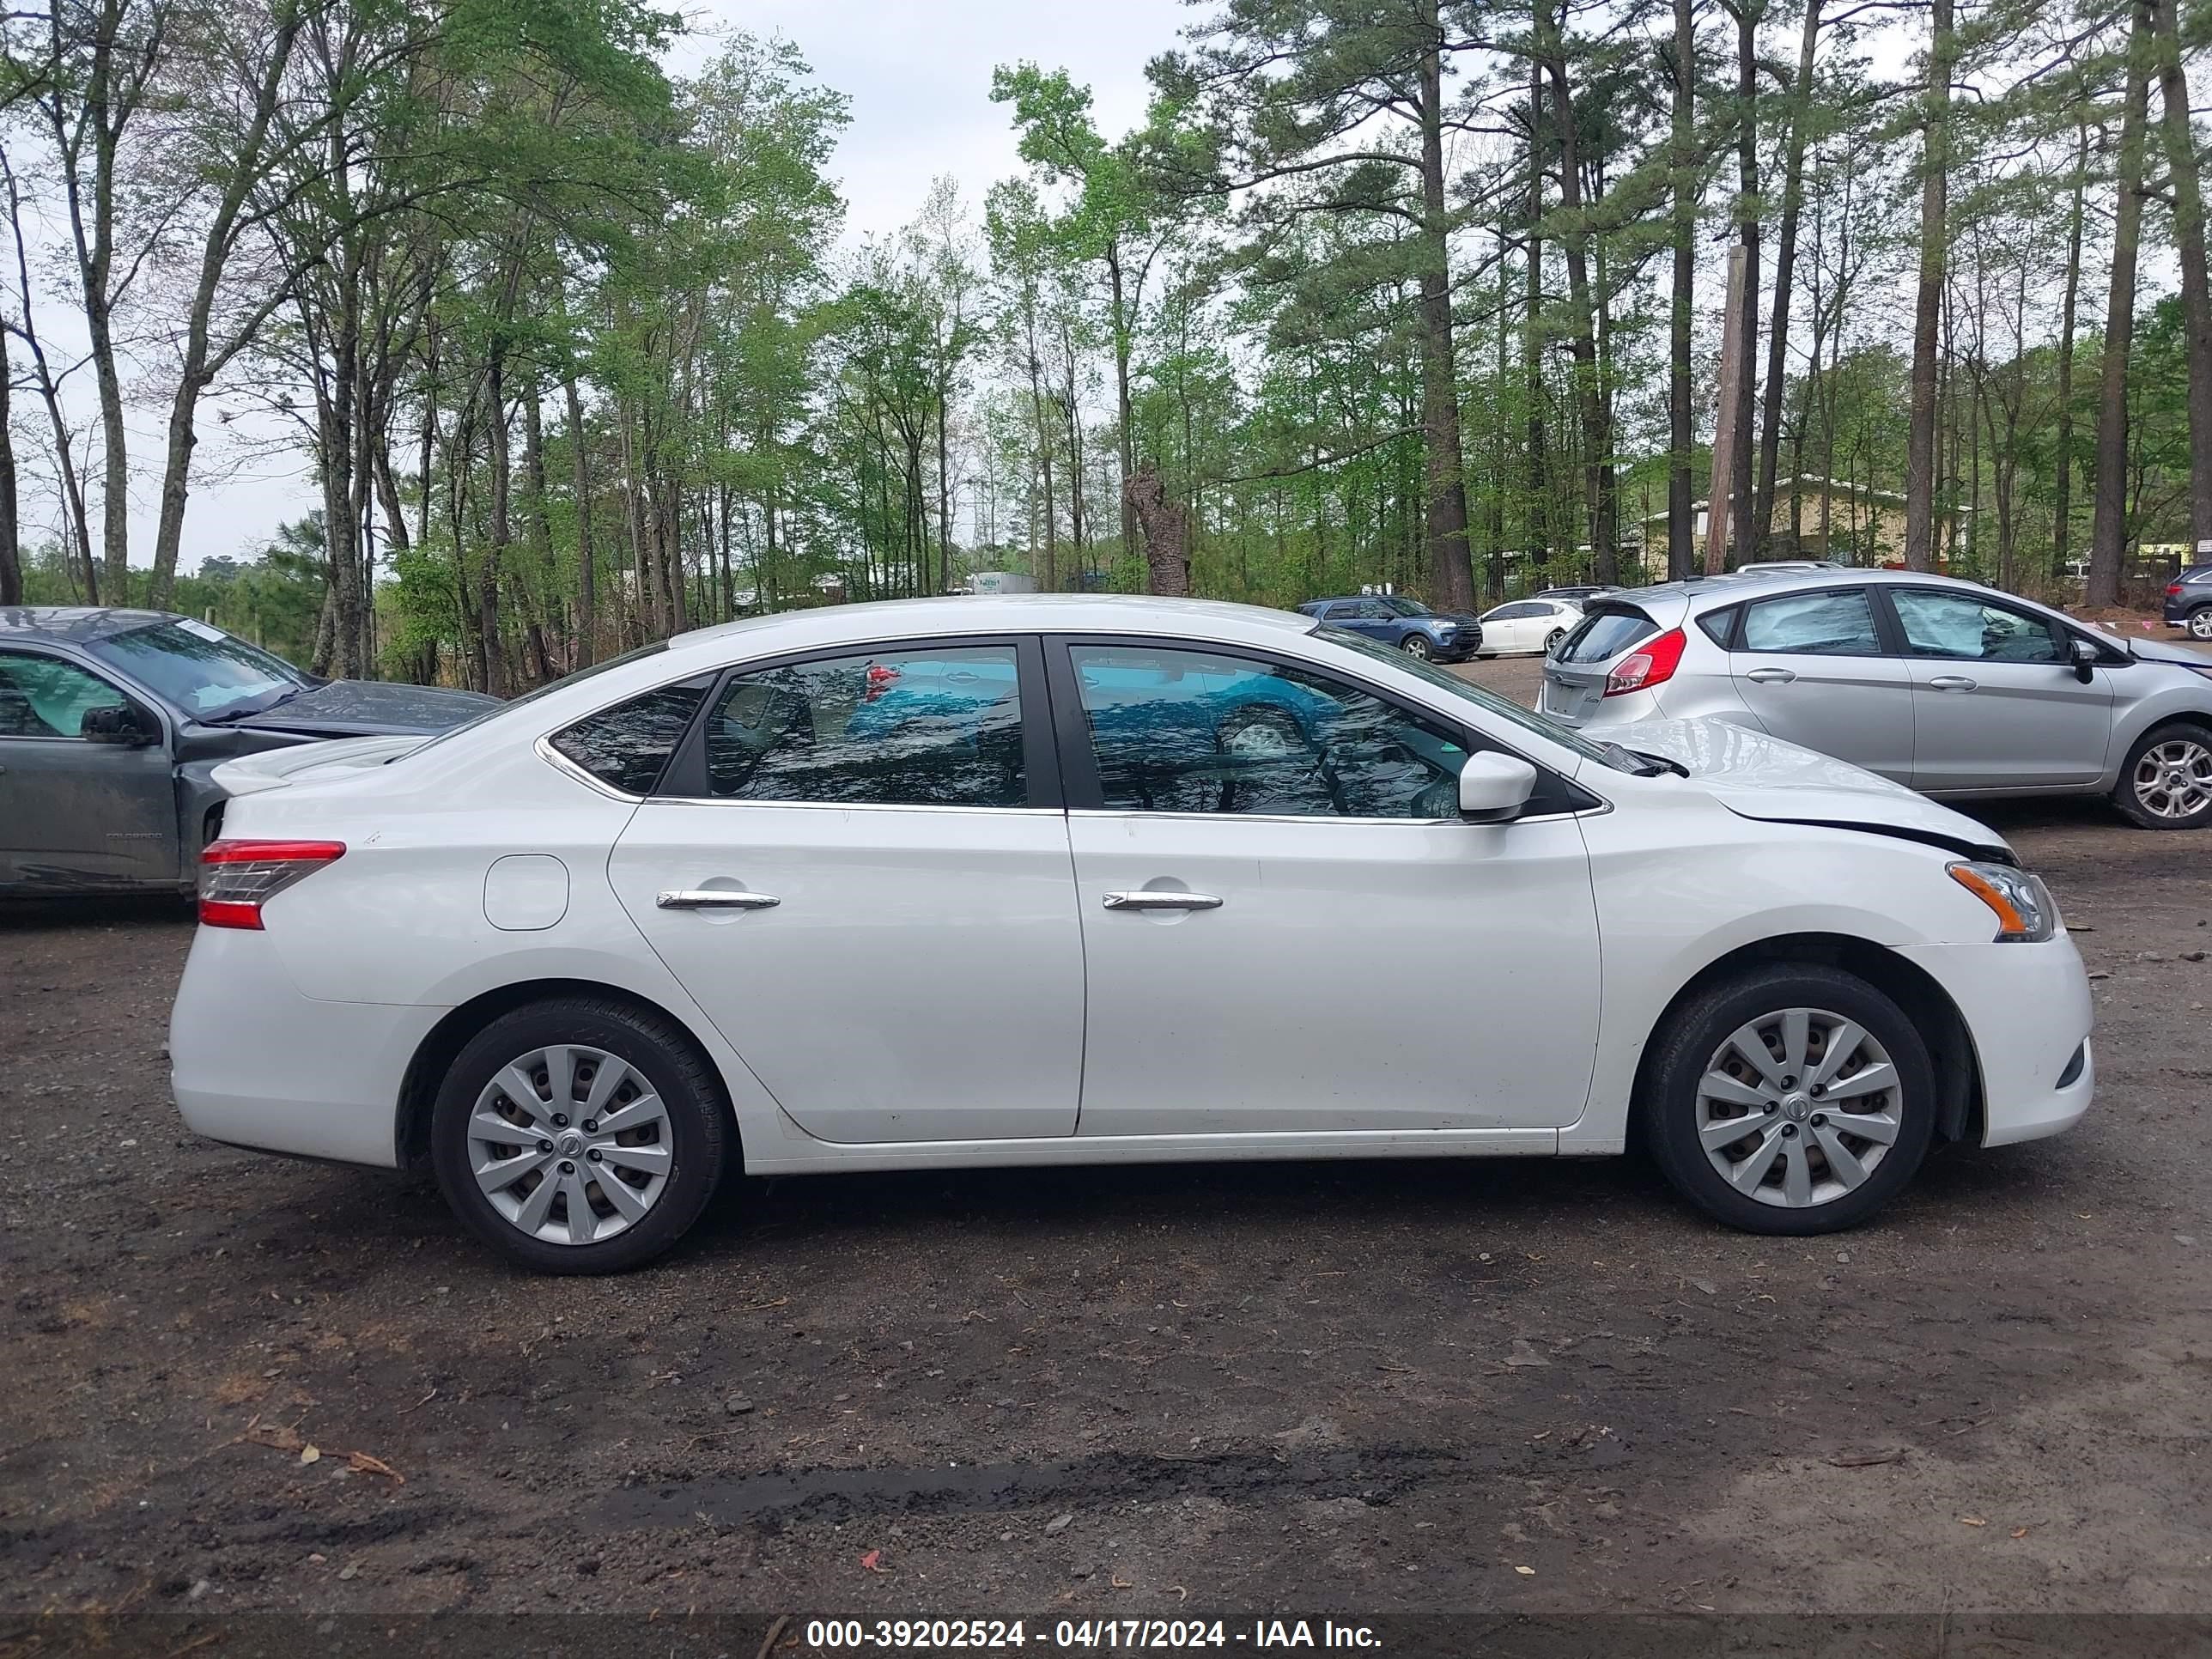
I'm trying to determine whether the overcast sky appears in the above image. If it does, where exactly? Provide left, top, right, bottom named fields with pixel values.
left=134, top=0, right=1190, bottom=576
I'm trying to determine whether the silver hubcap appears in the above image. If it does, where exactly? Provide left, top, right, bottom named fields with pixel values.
left=466, top=1044, right=672, bottom=1246
left=2133, top=738, right=2212, bottom=819
left=2191, top=610, right=2212, bottom=639
left=1404, top=637, right=1431, bottom=658
left=1698, top=1007, right=1903, bottom=1209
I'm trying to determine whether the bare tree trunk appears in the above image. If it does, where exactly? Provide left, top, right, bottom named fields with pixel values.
left=1540, top=8, right=1616, bottom=585
left=0, top=321, right=17, bottom=605
left=1127, top=459, right=1189, bottom=596
left=1757, top=0, right=1822, bottom=545
left=1668, top=0, right=1697, bottom=580
left=483, top=345, right=509, bottom=696
left=1903, top=0, right=1954, bottom=569
left=2053, top=119, right=2088, bottom=578
left=1108, top=240, right=1138, bottom=574
left=1727, top=0, right=1763, bottom=561
left=1416, top=19, right=1475, bottom=609
left=1523, top=60, right=1550, bottom=582
left=565, top=374, right=595, bottom=667
left=2090, top=0, right=2153, bottom=610
left=2152, top=0, right=2212, bottom=555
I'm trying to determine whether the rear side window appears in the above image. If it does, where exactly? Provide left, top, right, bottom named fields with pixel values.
left=550, top=678, right=709, bottom=795
left=1555, top=605, right=1658, bottom=663
left=702, top=646, right=1026, bottom=807
left=1695, top=605, right=1739, bottom=647
left=1740, top=589, right=1882, bottom=656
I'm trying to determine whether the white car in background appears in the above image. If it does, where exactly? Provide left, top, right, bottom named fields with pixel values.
left=171, top=595, right=2093, bottom=1273
left=1474, top=596, right=1583, bottom=657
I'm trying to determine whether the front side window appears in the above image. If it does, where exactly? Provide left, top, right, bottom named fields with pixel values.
left=87, top=620, right=308, bottom=720
left=1892, top=590, right=2063, bottom=664
left=550, top=678, right=710, bottom=795
left=1070, top=643, right=1471, bottom=819
left=703, top=645, right=1025, bottom=808
left=0, top=651, right=128, bottom=738
left=1377, top=596, right=1431, bottom=617
left=1739, top=589, right=1882, bottom=656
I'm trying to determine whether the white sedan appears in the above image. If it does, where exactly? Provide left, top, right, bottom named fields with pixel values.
left=1474, top=597, right=1583, bottom=656
left=171, top=595, right=2094, bottom=1273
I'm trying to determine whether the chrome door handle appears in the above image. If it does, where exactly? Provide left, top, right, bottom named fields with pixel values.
left=1102, top=890, right=1223, bottom=912
left=1926, top=675, right=1978, bottom=692
left=656, top=889, right=780, bottom=910
left=1744, top=666, right=1796, bottom=684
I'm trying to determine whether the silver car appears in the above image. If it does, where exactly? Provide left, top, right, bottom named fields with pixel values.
left=1540, top=568, right=2212, bottom=829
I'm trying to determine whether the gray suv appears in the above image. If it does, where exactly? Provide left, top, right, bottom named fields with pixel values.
left=1540, top=568, right=2212, bottom=829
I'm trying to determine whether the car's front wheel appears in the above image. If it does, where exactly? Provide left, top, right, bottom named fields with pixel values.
left=2112, top=721, right=2212, bottom=830
left=1644, top=965, right=1935, bottom=1235
left=431, top=996, right=729, bottom=1273
left=1400, top=633, right=1434, bottom=660
left=1544, top=629, right=1566, bottom=654
left=2189, top=605, right=2212, bottom=641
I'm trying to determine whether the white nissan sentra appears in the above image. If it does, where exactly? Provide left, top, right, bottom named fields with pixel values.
left=170, top=595, right=2094, bottom=1273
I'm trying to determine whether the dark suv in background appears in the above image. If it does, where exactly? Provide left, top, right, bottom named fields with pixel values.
left=1296, top=594, right=1483, bottom=662
left=2165, top=566, right=2212, bottom=641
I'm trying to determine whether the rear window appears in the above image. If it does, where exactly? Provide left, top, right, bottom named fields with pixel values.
left=549, top=678, right=709, bottom=795
left=1555, top=605, right=1658, bottom=664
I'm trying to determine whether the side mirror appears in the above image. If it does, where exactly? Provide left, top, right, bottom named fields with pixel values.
left=1458, top=751, right=1540, bottom=823
left=81, top=703, right=156, bottom=746
left=2069, top=637, right=2100, bottom=684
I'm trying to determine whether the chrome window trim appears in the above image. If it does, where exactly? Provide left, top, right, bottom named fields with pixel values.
left=1066, top=802, right=1609, bottom=829
left=644, top=794, right=1064, bottom=818
left=534, top=733, right=646, bottom=804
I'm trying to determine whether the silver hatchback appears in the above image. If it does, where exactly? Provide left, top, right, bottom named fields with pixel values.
left=1540, top=568, right=2212, bottom=829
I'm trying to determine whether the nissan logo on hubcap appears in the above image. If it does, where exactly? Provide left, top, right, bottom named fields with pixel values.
left=556, top=1130, right=584, bottom=1158
left=1782, top=1093, right=1812, bottom=1122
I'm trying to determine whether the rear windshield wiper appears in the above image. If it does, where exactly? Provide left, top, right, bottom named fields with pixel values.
left=1601, top=742, right=1688, bottom=779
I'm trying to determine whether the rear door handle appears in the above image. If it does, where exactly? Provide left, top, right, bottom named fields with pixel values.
left=1102, top=891, right=1223, bottom=912
left=657, top=889, right=780, bottom=910
left=1743, top=666, right=1796, bottom=684
left=1925, top=675, right=1978, bottom=692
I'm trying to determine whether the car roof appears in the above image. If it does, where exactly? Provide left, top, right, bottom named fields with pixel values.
left=0, top=605, right=184, bottom=643
left=659, top=593, right=1321, bottom=662
left=1598, top=567, right=2008, bottom=611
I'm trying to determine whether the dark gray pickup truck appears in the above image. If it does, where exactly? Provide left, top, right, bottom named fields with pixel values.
left=0, top=607, right=495, bottom=896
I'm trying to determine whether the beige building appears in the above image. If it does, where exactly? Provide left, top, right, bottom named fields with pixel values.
left=1639, top=476, right=1969, bottom=566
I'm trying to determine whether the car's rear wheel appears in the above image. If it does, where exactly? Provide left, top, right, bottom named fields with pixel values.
left=1543, top=629, right=1566, bottom=654
left=2112, top=721, right=2212, bottom=830
left=1644, top=965, right=1935, bottom=1235
left=431, top=997, right=728, bottom=1273
left=2189, top=606, right=2212, bottom=641
left=1401, top=633, right=1434, bottom=660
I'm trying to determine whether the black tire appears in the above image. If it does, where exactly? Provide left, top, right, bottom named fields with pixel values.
left=1643, top=964, right=1936, bottom=1236
left=2189, top=605, right=2212, bottom=641
left=2111, top=720, right=2212, bottom=830
left=431, top=995, right=729, bottom=1274
left=1400, top=632, right=1434, bottom=660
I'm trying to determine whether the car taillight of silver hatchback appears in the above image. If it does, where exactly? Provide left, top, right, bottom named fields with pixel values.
left=198, top=839, right=346, bottom=929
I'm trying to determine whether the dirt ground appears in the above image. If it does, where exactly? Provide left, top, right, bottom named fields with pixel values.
left=3, top=654, right=2209, bottom=1646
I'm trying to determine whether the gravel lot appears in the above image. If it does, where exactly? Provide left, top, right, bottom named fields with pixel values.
left=3, top=653, right=2209, bottom=1637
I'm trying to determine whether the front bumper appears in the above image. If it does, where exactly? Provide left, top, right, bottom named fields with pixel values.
left=170, top=926, right=444, bottom=1168
left=1893, top=936, right=2095, bottom=1148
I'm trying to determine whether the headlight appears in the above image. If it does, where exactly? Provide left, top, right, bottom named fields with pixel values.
left=1948, top=860, right=2057, bottom=943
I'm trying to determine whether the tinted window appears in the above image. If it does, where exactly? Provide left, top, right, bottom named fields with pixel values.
left=703, top=646, right=1025, bottom=807
left=1740, top=589, right=1882, bottom=656
left=1486, top=602, right=1542, bottom=622
left=1696, top=605, right=1739, bottom=646
left=1377, top=596, right=1431, bottom=617
left=1892, top=590, right=2063, bottom=663
left=550, top=679, right=708, bottom=794
left=1556, top=606, right=1659, bottom=663
left=0, top=652, right=127, bottom=738
left=1071, top=643, right=1471, bottom=819
left=87, top=619, right=307, bottom=719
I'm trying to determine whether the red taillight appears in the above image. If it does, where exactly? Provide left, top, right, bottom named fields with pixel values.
left=198, top=839, right=345, bottom=929
left=2170, top=582, right=2186, bottom=598
left=1604, top=628, right=1687, bottom=697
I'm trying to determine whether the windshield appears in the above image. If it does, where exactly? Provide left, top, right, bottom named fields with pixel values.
left=1376, top=595, right=1431, bottom=617
left=88, top=620, right=310, bottom=720
left=1317, top=626, right=1608, bottom=763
